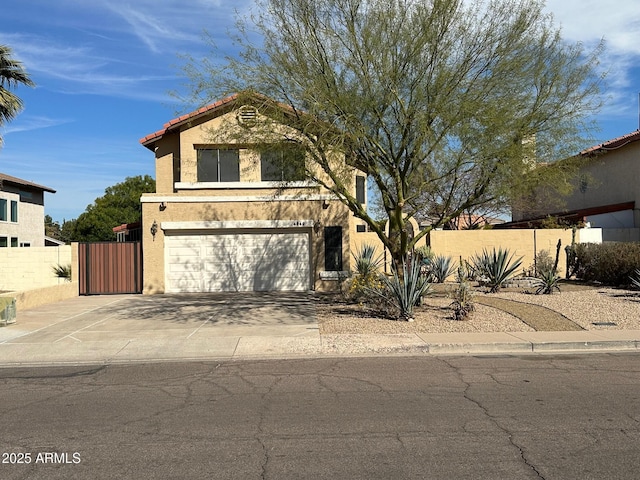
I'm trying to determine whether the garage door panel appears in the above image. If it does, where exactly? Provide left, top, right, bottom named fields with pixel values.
left=166, top=231, right=310, bottom=292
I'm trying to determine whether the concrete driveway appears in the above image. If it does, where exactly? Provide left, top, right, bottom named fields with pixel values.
left=0, top=292, right=320, bottom=365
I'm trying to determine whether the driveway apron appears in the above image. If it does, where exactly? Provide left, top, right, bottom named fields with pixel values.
left=0, top=292, right=320, bottom=365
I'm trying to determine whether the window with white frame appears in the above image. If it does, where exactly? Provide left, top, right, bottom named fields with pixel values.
left=197, top=149, right=240, bottom=182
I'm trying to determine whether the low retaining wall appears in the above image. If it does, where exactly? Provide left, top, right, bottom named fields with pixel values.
left=0, top=282, right=79, bottom=312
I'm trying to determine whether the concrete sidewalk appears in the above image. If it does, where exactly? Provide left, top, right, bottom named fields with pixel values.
left=1, top=295, right=639, bottom=366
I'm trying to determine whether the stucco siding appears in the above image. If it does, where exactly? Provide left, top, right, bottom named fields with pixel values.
left=141, top=198, right=351, bottom=293
left=0, top=245, right=73, bottom=291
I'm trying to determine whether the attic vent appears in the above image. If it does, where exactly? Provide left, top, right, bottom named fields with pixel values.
left=237, top=105, right=258, bottom=127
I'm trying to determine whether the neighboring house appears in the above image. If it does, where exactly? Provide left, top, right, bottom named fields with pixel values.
left=420, top=213, right=505, bottom=231
left=507, top=130, right=640, bottom=241
left=0, top=173, right=56, bottom=248
left=139, top=94, right=368, bottom=293
left=112, top=222, right=142, bottom=242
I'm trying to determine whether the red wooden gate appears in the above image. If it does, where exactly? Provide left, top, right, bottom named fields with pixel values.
left=78, top=242, right=142, bottom=295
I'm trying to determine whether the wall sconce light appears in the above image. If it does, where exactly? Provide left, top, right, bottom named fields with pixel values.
left=150, top=220, right=158, bottom=240
left=159, top=202, right=167, bottom=211
left=313, top=221, right=322, bottom=234
left=322, top=199, right=330, bottom=209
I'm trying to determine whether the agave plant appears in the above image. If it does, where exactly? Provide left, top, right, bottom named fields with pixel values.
left=472, top=247, right=523, bottom=293
left=427, top=254, right=456, bottom=283
left=376, top=257, right=432, bottom=321
left=630, top=269, right=640, bottom=289
left=352, top=243, right=383, bottom=278
left=532, top=269, right=561, bottom=295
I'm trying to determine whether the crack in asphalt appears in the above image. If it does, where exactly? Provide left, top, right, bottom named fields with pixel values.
left=438, top=357, right=546, bottom=479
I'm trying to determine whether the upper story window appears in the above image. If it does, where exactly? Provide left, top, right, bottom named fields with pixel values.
left=356, top=176, right=366, bottom=204
left=0, top=199, right=6, bottom=222
left=260, top=147, right=306, bottom=182
left=197, top=149, right=240, bottom=182
left=10, top=201, right=17, bottom=222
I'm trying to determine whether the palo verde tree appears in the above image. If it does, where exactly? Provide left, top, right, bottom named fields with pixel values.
left=181, top=0, right=603, bottom=271
left=0, top=44, right=34, bottom=144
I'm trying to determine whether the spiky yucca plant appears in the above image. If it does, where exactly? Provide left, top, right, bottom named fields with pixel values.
left=52, top=264, right=72, bottom=282
left=630, top=269, right=640, bottom=289
left=472, top=248, right=523, bottom=293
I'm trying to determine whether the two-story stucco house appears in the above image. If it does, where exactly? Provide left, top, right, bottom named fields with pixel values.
left=139, top=94, right=368, bottom=293
left=0, top=173, right=56, bottom=248
left=509, top=130, right=640, bottom=241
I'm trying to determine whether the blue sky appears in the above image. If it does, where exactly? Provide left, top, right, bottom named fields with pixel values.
left=1, top=0, right=640, bottom=223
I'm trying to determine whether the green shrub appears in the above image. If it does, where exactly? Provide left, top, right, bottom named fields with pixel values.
left=573, top=242, right=640, bottom=286
left=472, top=247, right=523, bottom=293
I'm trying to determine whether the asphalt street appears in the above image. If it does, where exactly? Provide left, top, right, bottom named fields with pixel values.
left=1, top=354, right=639, bottom=479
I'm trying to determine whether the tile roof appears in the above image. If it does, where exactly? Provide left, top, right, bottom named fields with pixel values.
left=0, top=172, right=56, bottom=193
left=139, top=94, right=241, bottom=149
left=580, top=129, right=640, bottom=155
left=139, top=92, right=302, bottom=150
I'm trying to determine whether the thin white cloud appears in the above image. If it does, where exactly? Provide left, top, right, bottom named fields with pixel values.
left=106, top=4, right=200, bottom=53
left=0, top=32, right=175, bottom=101
left=2, top=115, right=74, bottom=135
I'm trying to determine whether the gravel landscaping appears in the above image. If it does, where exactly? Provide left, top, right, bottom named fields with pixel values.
left=316, top=282, right=640, bottom=334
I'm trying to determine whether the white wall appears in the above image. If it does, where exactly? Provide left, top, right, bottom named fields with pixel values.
left=577, top=228, right=602, bottom=244
left=0, top=245, right=72, bottom=291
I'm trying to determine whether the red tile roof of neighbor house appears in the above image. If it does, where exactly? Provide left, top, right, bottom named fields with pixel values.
left=0, top=172, right=56, bottom=193
left=580, top=129, right=640, bottom=155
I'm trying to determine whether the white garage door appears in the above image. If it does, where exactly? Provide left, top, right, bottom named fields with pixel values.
left=165, top=231, right=310, bottom=292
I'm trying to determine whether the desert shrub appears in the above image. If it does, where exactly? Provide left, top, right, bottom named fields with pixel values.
left=472, top=247, right=523, bottom=293
left=523, top=250, right=557, bottom=278
left=449, top=280, right=475, bottom=320
left=534, top=250, right=555, bottom=276
left=414, top=245, right=433, bottom=263
left=345, top=272, right=385, bottom=302
left=573, top=242, right=640, bottom=286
